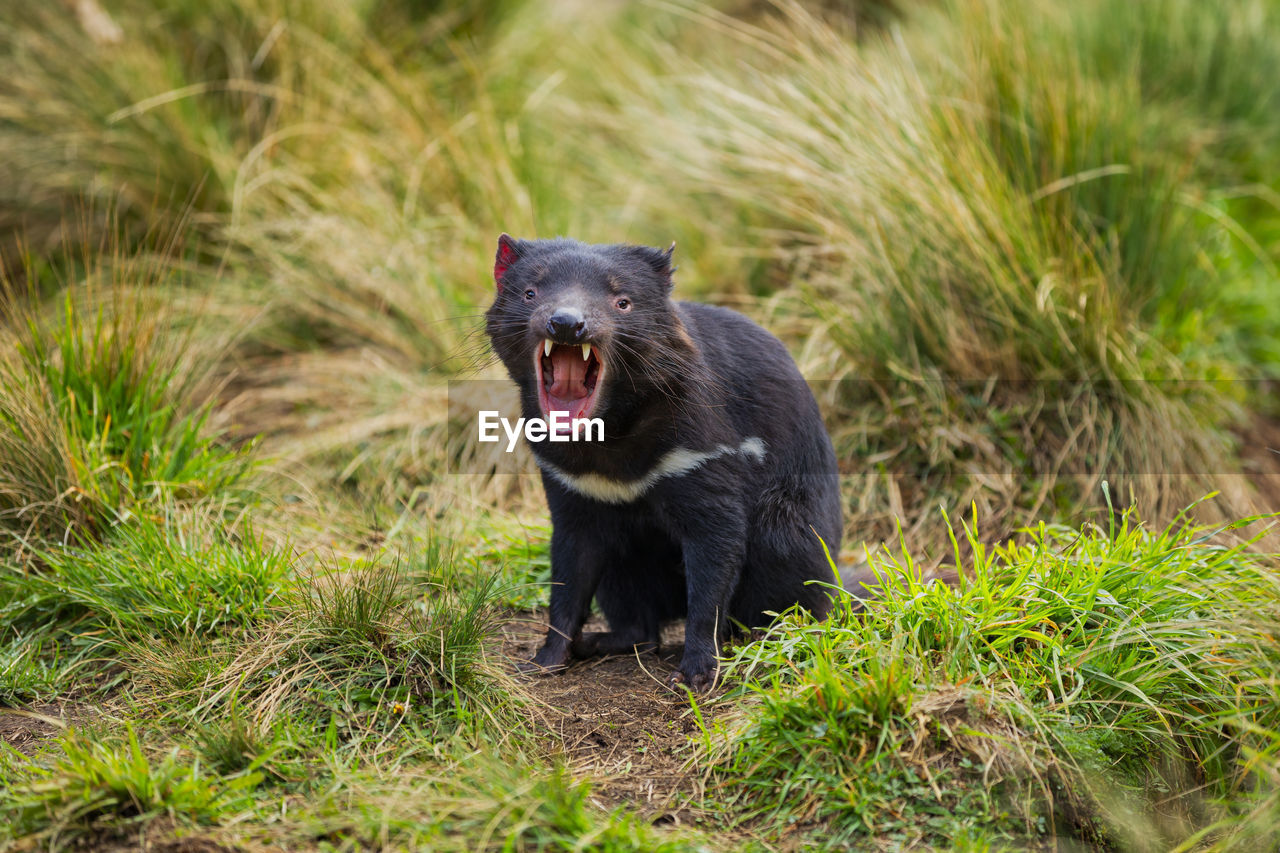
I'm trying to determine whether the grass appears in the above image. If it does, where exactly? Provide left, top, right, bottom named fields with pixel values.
left=2, top=511, right=291, bottom=643
left=0, top=726, right=262, bottom=849
left=0, top=506, right=294, bottom=706
left=273, top=758, right=708, bottom=852
left=469, top=519, right=552, bottom=609
left=0, top=511, right=539, bottom=846
left=0, top=642, right=59, bottom=706
left=113, top=543, right=521, bottom=767
left=703, top=501, right=1280, bottom=848
left=0, top=237, right=254, bottom=544
left=0, top=0, right=1277, bottom=849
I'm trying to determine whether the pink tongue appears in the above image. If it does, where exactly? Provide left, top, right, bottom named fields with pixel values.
left=547, top=347, right=589, bottom=400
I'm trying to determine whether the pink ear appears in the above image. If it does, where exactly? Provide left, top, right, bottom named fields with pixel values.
left=494, top=233, right=520, bottom=291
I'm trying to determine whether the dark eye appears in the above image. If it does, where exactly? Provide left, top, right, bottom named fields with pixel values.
left=523, top=288, right=536, bottom=301
left=615, top=298, right=631, bottom=311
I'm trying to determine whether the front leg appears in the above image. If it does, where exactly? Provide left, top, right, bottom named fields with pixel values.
left=663, top=496, right=747, bottom=691
left=523, top=522, right=605, bottom=673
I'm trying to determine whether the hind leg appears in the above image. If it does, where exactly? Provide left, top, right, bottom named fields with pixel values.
left=733, top=480, right=841, bottom=627
left=576, top=532, right=684, bottom=658
left=571, top=627, right=658, bottom=658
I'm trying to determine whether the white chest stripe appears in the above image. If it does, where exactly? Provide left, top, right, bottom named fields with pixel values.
left=536, top=437, right=768, bottom=504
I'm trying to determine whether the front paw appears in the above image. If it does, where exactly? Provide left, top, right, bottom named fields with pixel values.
left=517, top=642, right=570, bottom=675
left=668, top=655, right=719, bottom=692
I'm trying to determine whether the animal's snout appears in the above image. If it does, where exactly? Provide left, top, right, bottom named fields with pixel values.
left=546, top=307, right=587, bottom=343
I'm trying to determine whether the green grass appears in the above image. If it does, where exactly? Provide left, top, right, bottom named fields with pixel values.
left=0, top=509, right=291, bottom=707
left=0, top=725, right=262, bottom=848
left=469, top=519, right=552, bottom=609
left=2, top=512, right=291, bottom=642
left=118, top=544, right=520, bottom=762
left=1, top=725, right=706, bottom=852
left=273, top=758, right=707, bottom=852
left=0, top=0, right=1278, bottom=849
left=702, top=501, right=1280, bottom=848
left=0, top=246, right=253, bottom=544
left=0, top=516, right=546, bottom=845
left=0, top=641, right=60, bottom=705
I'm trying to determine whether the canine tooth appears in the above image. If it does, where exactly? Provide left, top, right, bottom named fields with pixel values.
left=544, top=339, right=553, bottom=357
left=581, top=343, right=592, bottom=361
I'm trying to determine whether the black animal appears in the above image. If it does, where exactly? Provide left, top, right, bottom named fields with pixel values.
left=485, top=235, right=843, bottom=690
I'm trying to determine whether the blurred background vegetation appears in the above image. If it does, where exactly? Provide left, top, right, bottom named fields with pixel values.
left=1, top=0, right=1278, bottom=849
left=3, top=0, right=1278, bottom=549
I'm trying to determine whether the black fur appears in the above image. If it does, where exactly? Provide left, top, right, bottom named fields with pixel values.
left=485, top=235, right=842, bottom=690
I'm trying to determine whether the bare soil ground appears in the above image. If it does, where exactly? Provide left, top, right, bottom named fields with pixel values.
left=0, top=701, right=69, bottom=755
left=499, top=611, right=723, bottom=827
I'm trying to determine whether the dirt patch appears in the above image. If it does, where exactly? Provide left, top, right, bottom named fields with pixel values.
left=76, top=819, right=244, bottom=853
left=0, top=702, right=67, bottom=755
left=500, top=612, right=719, bottom=823
left=150, top=839, right=242, bottom=853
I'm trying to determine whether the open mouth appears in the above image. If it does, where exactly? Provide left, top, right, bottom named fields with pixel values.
left=536, top=339, right=603, bottom=426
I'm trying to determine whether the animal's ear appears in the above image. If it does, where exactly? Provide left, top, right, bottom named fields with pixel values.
left=632, top=242, right=677, bottom=290
left=494, top=233, right=523, bottom=291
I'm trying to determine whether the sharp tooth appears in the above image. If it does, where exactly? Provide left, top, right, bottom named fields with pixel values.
left=544, top=339, right=553, bottom=357
left=581, top=343, right=592, bottom=361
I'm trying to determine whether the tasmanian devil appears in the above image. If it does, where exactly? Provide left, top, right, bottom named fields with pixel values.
left=484, top=234, right=843, bottom=690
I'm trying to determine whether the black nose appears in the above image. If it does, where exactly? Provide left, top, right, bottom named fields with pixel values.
left=546, top=308, right=586, bottom=342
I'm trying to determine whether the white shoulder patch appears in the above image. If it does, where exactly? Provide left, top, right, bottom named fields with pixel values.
left=739, top=436, right=767, bottom=463
left=537, top=437, right=768, bottom=504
